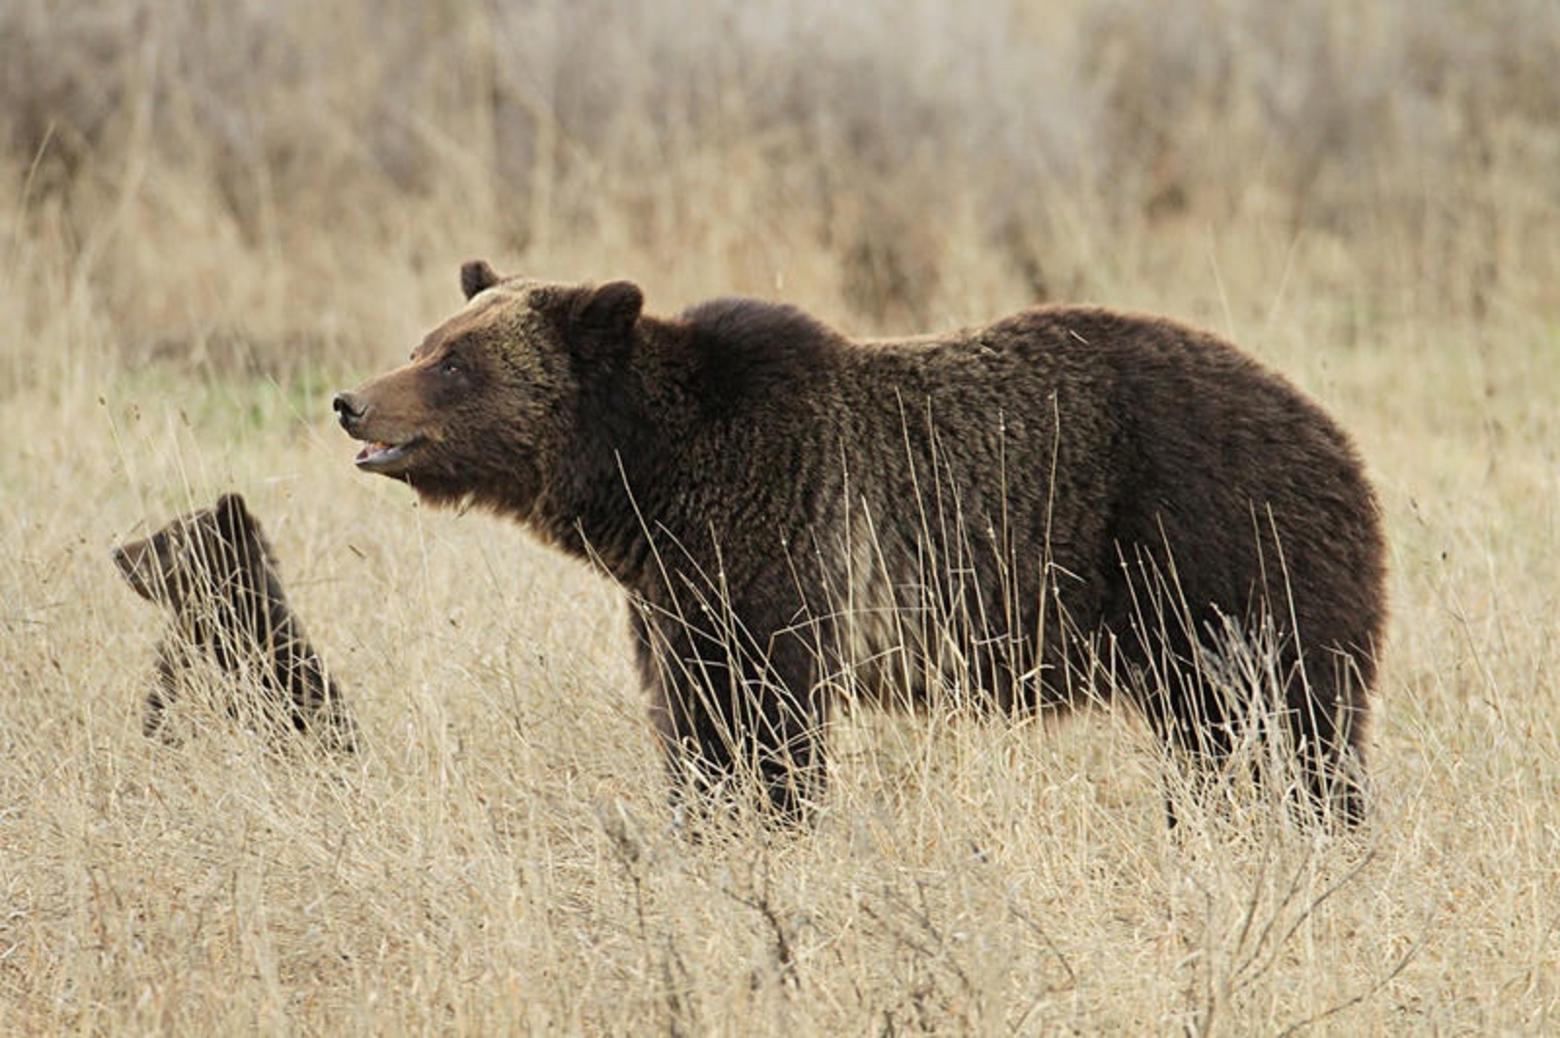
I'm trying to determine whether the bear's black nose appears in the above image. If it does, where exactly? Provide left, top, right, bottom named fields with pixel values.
left=333, top=392, right=364, bottom=429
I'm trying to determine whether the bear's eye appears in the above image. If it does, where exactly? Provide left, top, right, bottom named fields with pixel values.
left=439, top=358, right=463, bottom=376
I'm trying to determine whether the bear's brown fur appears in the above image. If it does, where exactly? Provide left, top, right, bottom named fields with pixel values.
left=336, top=262, right=1385, bottom=826
left=114, top=494, right=358, bottom=752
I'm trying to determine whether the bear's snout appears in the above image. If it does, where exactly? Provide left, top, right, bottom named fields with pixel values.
left=333, top=391, right=366, bottom=431
left=112, top=541, right=157, bottom=601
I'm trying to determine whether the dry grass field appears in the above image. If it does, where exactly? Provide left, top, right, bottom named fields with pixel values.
left=2, top=0, right=1558, bottom=1032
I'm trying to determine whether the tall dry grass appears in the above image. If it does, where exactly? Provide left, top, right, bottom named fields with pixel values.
left=1, top=0, right=1557, bottom=1032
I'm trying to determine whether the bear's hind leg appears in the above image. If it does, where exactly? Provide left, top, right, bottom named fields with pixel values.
left=1135, top=665, right=1240, bottom=830
left=1287, top=653, right=1370, bottom=829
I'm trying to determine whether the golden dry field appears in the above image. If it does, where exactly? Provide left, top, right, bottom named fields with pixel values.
left=1, top=1, right=1557, bottom=1032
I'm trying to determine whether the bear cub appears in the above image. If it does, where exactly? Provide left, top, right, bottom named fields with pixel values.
left=113, top=493, right=357, bottom=752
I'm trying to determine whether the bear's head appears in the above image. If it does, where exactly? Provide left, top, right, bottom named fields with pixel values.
left=113, top=494, right=278, bottom=618
left=333, top=261, right=644, bottom=517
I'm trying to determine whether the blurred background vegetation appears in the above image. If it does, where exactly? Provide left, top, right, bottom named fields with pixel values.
left=2, top=0, right=1556, bottom=385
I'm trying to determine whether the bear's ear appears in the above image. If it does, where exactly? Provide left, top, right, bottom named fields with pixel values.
left=215, top=493, right=279, bottom=564
left=214, top=493, right=254, bottom=540
left=460, top=260, right=501, bottom=300
left=573, top=280, right=644, bottom=337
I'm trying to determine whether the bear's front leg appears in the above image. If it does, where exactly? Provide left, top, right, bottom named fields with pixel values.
left=144, top=639, right=192, bottom=742
left=633, top=610, right=827, bottom=827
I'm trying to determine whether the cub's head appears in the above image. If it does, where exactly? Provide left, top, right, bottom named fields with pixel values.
left=113, top=494, right=277, bottom=615
left=333, top=260, right=643, bottom=514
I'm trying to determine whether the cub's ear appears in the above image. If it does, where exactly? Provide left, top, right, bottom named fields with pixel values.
left=214, top=493, right=255, bottom=539
left=215, top=493, right=278, bottom=563
left=574, top=280, right=644, bottom=336
left=460, top=259, right=500, bottom=300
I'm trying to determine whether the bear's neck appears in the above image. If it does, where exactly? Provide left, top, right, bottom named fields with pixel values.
left=530, top=320, right=696, bottom=589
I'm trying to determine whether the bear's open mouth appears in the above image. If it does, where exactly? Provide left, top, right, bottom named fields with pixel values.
left=354, top=438, right=424, bottom=473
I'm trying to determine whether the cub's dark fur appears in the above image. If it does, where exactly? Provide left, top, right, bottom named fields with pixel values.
left=338, top=264, right=1386, bottom=826
left=114, top=494, right=357, bottom=751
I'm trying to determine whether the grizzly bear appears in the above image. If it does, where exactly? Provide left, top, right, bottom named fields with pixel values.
left=335, top=262, right=1385, bottom=826
left=113, top=493, right=358, bottom=752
